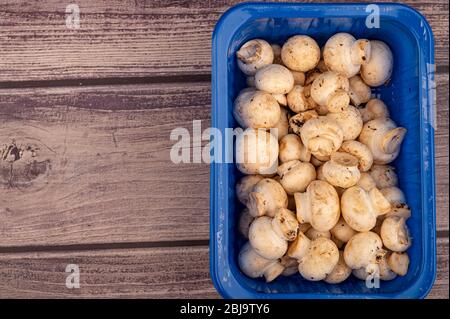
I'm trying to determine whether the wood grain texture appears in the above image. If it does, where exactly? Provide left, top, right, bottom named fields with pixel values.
left=0, top=71, right=448, bottom=248
left=0, top=82, right=211, bottom=246
left=0, top=246, right=219, bottom=298
left=0, top=0, right=448, bottom=82
left=0, top=238, right=447, bottom=298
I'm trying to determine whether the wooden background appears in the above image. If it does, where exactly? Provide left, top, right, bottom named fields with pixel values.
left=0, top=0, right=448, bottom=298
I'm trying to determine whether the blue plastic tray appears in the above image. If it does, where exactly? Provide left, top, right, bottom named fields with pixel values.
left=210, top=2, right=436, bottom=299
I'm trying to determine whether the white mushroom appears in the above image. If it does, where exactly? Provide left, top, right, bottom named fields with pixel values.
left=255, top=64, right=295, bottom=94
left=233, top=90, right=281, bottom=129
left=237, top=39, right=274, bottom=75
left=341, top=186, right=391, bottom=232
left=359, top=118, right=407, bottom=164
left=288, top=110, right=319, bottom=135
left=330, top=217, right=356, bottom=243
left=294, top=180, right=340, bottom=232
left=287, top=231, right=311, bottom=260
left=317, top=164, right=345, bottom=196
left=246, top=76, right=255, bottom=87
left=236, top=175, right=264, bottom=205
left=287, top=85, right=315, bottom=113
left=356, top=172, right=377, bottom=191
left=369, top=164, right=398, bottom=188
left=305, top=228, right=331, bottom=240
left=277, top=160, right=316, bottom=195
left=322, top=151, right=361, bottom=188
left=279, top=134, right=311, bottom=163
left=311, top=71, right=350, bottom=113
left=238, top=208, right=254, bottom=238
left=272, top=208, right=299, bottom=241
left=348, top=75, right=372, bottom=106
left=340, top=140, right=373, bottom=172
left=280, top=255, right=299, bottom=276
left=326, top=105, right=363, bottom=141
left=235, top=128, right=279, bottom=175
left=291, top=70, right=306, bottom=86
left=344, top=231, right=384, bottom=269
left=238, top=242, right=284, bottom=282
left=271, top=44, right=283, bottom=65
left=281, top=35, right=321, bottom=72
left=247, top=178, right=288, bottom=218
left=248, top=216, right=288, bottom=259
left=387, top=252, right=410, bottom=276
left=273, top=106, right=289, bottom=140
left=358, top=98, right=390, bottom=123
left=299, top=116, right=344, bottom=158
left=272, top=93, right=287, bottom=107
left=310, top=155, right=326, bottom=167
left=324, top=251, right=352, bottom=284
left=323, top=33, right=371, bottom=78
left=360, top=40, right=393, bottom=87
left=298, top=237, right=340, bottom=281
left=380, top=216, right=411, bottom=252
left=380, top=186, right=405, bottom=206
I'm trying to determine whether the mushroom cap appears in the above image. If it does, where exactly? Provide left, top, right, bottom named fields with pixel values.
left=330, top=217, right=356, bottom=243
left=287, top=85, right=314, bottom=113
left=305, top=228, right=331, bottom=240
left=323, top=33, right=370, bottom=78
left=273, top=106, right=289, bottom=141
left=369, top=164, right=398, bottom=188
left=299, top=116, right=344, bottom=158
left=326, top=105, right=363, bottom=141
left=281, top=35, right=321, bottom=72
left=236, top=174, right=264, bottom=205
left=298, top=237, right=340, bottom=281
left=378, top=251, right=397, bottom=281
left=341, top=186, right=391, bottom=232
left=291, top=70, right=306, bottom=86
left=344, top=231, right=383, bottom=269
left=238, top=209, right=254, bottom=239
left=310, top=71, right=350, bottom=113
left=356, top=172, right=377, bottom=191
left=255, top=64, right=295, bottom=94
left=234, top=90, right=281, bottom=129
left=385, top=203, right=412, bottom=220
left=348, top=75, right=372, bottom=106
left=279, top=134, right=311, bottom=163
left=359, top=118, right=407, bottom=164
left=322, top=151, right=361, bottom=188
left=340, top=140, right=373, bottom=171
left=238, top=242, right=276, bottom=278
left=247, top=178, right=288, bottom=218
left=237, top=39, right=274, bottom=75
left=277, top=160, right=316, bottom=195
left=235, top=128, right=279, bottom=175
left=387, top=252, right=410, bottom=276
left=324, top=251, right=352, bottom=284
left=289, top=110, right=319, bottom=135
left=380, top=216, right=411, bottom=252
left=380, top=186, right=406, bottom=206
left=272, top=208, right=299, bottom=241
left=294, top=180, right=340, bottom=232
left=248, top=216, right=288, bottom=259
left=359, top=98, right=390, bottom=123
left=360, top=40, right=393, bottom=87
left=287, top=231, right=311, bottom=260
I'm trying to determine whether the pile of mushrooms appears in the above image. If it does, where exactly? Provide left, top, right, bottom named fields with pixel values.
left=235, top=34, right=412, bottom=285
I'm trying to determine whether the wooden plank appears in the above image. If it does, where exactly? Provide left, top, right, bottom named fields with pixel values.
left=0, top=71, right=447, bottom=247
left=0, top=239, right=447, bottom=298
left=435, top=73, right=449, bottom=232
left=0, top=246, right=219, bottom=298
left=427, top=237, right=449, bottom=299
left=0, top=82, right=211, bottom=246
left=0, top=0, right=447, bottom=82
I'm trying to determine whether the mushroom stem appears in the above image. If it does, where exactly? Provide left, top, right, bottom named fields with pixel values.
left=326, top=89, right=350, bottom=113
